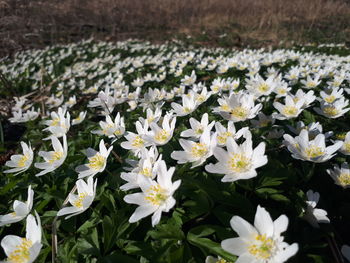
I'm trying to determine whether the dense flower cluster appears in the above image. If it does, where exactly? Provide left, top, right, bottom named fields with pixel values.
left=1, top=39, right=350, bottom=262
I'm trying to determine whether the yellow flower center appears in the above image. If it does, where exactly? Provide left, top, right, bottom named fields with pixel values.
left=145, top=184, right=168, bottom=206
left=282, top=106, right=298, bottom=116
left=343, top=142, right=350, bottom=153
left=228, top=154, right=251, bottom=172
left=18, top=155, right=29, bottom=167
left=88, top=153, right=106, bottom=170
left=195, top=127, right=204, bottom=135
left=220, top=104, right=230, bottom=112
left=114, top=129, right=122, bottom=136
left=306, top=81, right=316, bottom=88
left=336, top=133, right=347, bottom=140
left=131, top=136, right=145, bottom=148
left=305, top=145, right=324, bottom=158
left=184, top=107, right=191, bottom=113
left=217, top=132, right=233, bottom=144
left=73, top=193, right=88, bottom=208
left=277, top=88, right=287, bottom=95
left=154, top=129, right=170, bottom=143
left=8, top=238, right=33, bottom=263
left=230, top=107, right=248, bottom=120
left=216, top=259, right=231, bottom=263
left=190, top=143, right=208, bottom=158
left=49, top=151, right=64, bottom=163
left=51, top=118, right=60, bottom=126
left=248, top=234, right=275, bottom=260
left=258, top=83, right=270, bottom=93
left=324, top=95, right=336, bottom=103
left=140, top=167, right=152, bottom=177
left=323, top=106, right=339, bottom=117
left=339, top=173, right=350, bottom=187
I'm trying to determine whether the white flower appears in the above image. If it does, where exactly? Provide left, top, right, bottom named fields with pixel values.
left=290, top=89, right=316, bottom=109
left=92, top=113, right=125, bottom=141
left=205, top=256, right=230, bottom=263
left=171, top=129, right=217, bottom=168
left=0, top=185, right=34, bottom=227
left=144, top=113, right=176, bottom=146
left=215, top=121, right=249, bottom=146
left=283, top=129, right=343, bottom=163
left=9, top=108, right=40, bottom=123
left=43, top=107, right=70, bottom=139
left=205, top=132, right=267, bottom=182
left=301, top=75, right=321, bottom=89
left=287, top=121, right=332, bottom=140
left=327, top=162, right=350, bottom=188
left=181, top=113, right=215, bottom=140
left=75, top=139, right=113, bottom=179
left=303, top=190, right=330, bottom=228
left=34, top=135, right=67, bottom=176
left=181, top=70, right=196, bottom=86
left=123, top=160, right=181, bottom=226
left=246, top=75, right=276, bottom=97
left=221, top=205, right=298, bottom=263
left=339, top=131, right=350, bottom=155
left=121, top=121, right=151, bottom=156
left=319, top=87, right=344, bottom=104
left=139, top=107, right=162, bottom=125
left=1, top=212, right=42, bottom=263
left=65, top=95, right=77, bottom=108
left=273, top=95, right=304, bottom=120
left=314, top=97, right=350, bottom=118
left=4, top=142, right=33, bottom=175
left=57, top=177, right=97, bottom=219
left=72, top=111, right=87, bottom=125
left=171, top=93, right=198, bottom=116
left=217, top=91, right=262, bottom=122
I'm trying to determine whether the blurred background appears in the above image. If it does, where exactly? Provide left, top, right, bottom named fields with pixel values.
left=1, top=0, right=350, bottom=56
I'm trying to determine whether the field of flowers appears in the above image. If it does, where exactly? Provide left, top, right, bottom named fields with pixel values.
left=0, top=39, right=350, bottom=263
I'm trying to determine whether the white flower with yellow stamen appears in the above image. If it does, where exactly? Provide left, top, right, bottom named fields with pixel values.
left=171, top=128, right=217, bottom=168
left=71, top=111, right=87, bottom=125
left=181, top=113, right=215, bottom=140
left=218, top=91, right=262, bottom=123
left=205, top=132, right=267, bottom=182
left=121, top=121, right=151, bottom=156
left=221, top=205, right=298, bottom=263
left=43, top=107, right=70, bottom=139
left=34, top=135, right=67, bottom=177
left=314, top=97, right=350, bottom=119
left=124, top=160, right=181, bottom=226
left=273, top=95, right=305, bottom=120
left=338, top=131, right=350, bottom=155
left=319, top=87, right=344, bottom=104
left=92, top=113, right=125, bottom=140
left=181, top=70, right=196, bottom=86
left=75, top=139, right=113, bottom=179
left=144, top=113, right=176, bottom=146
left=283, top=129, right=343, bottom=163
left=4, top=142, right=33, bottom=175
left=215, top=121, right=249, bottom=147
left=57, top=177, right=97, bottom=219
left=171, top=93, right=198, bottom=117
left=327, top=162, right=350, bottom=189
left=1, top=212, right=42, bottom=263
left=0, top=185, right=34, bottom=227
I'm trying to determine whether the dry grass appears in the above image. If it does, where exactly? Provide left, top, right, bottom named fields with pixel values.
left=1, top=0, right=350, bottom=56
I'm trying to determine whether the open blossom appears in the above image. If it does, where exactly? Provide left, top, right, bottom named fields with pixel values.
left=273, top=95, right=304, bottom=120
left=327, top=162, right=350, bottom=188
left=181, top=113, right=215, bottom=140
left=217, top=91, right=262, bottom=122
left=171, top=93, right=198, bottom=116
left=283, top=129, right=343, bottom=163
left=4, top=142, right=33, bottom=175
left=221, top=205, right=298, bottom=263
left=144, top=113, right=176, bottom=146
left=57, top=177, right=97, bottom=219
left=9, top=108, right=40, bottom=123
left=121, top=121, right=151, bottom=156
left=139, top=107, right=162, bottom=125
left=303, top=190, right=330, bottom=228
left=338, top=131, right=350, bottom=155
left=290, top=89, right=316, bottom=109
left=287, top=121, right=332, bottom=140
left=205, top=132, right=267, bottom=182
left=75, top=139, right=113, bottom=179
left=0, top=185, right=34, bottom=227
left=181, top=70, right=196, bottom=86
left=123, top=160, right=181, bottom=226
left=71, top=111, right=87, bottom=125
left=34, top=135, right=67, bottom=176
left=215, top=121, right=249, bottom=146
left=319, top=87, right=344, bottom=104
left=1, top=212, right=42, bottom=263
left=43, top=107, right=70, bottom=139
left=92, top=113, right=125, bottom=141
left=171, top=129, right=217, bottom=168
left=314, top=97, right=350, bottom=118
